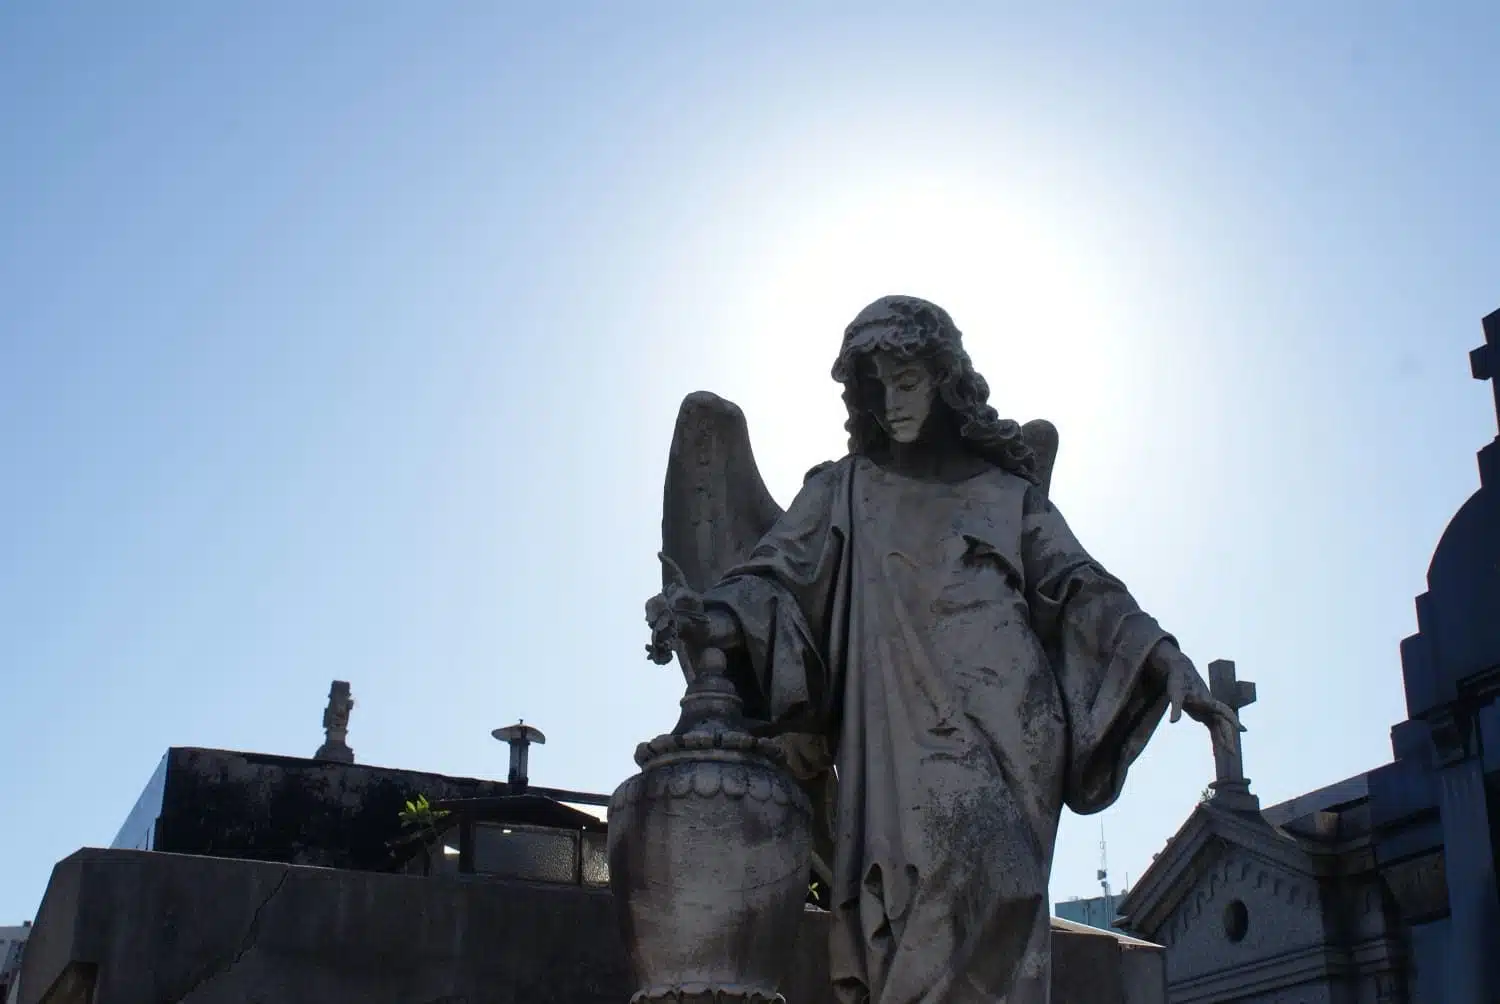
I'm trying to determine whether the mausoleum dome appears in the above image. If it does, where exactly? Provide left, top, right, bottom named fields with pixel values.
left=1422, top=479, right=1500, bottom=685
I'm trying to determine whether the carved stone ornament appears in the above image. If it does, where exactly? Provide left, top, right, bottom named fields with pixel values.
left=314, top=680, right=355, bottom=764
left=608, top=670, right=813, bottom=1004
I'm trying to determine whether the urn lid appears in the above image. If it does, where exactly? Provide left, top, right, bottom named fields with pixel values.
left=633, top=728, right=786, bottom=769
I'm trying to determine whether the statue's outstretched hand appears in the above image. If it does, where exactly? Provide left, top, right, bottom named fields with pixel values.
left=1152, top=641, right=1244, bottom=756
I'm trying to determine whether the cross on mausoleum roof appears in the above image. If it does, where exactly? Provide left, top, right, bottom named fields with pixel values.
left=1468, top=308, right=1500, bottom=437
left=1207, top=659, right=1260, bottom=813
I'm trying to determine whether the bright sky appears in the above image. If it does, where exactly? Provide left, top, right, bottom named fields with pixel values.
left=3, top=4, right=1498, bottom=924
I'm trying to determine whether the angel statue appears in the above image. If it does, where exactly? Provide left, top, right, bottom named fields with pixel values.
left=645, top=294, right=1240, bottom=1004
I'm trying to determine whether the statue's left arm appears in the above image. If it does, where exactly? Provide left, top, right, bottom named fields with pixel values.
left=1019, top=484, right=1175, bottom=815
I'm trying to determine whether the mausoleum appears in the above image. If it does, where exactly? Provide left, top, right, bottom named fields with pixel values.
left=1119, top=306, right=1500, bottom=1004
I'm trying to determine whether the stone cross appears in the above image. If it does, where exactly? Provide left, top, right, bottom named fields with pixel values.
left=1207, top=659, right=1259, bottom=812
left=1469, top=307, right=1500, bottom=436
left=492, top=720, right=547, bottom=792
left=314, top=680, right=356, bottom=764
left=1469, top=309, right=1500, bottom=494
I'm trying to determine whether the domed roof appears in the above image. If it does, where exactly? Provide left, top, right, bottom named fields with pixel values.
left=1401, top=306, right=1500, bottom=714
left=1422, top=477, right=1500, bottom=687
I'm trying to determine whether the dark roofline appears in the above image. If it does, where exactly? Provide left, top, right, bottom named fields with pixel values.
left=1260, top=771, right=1371, bottom=828
left=170, top=746, right=611, bottom=806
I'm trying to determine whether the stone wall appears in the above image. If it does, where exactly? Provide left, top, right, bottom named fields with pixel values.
left=119, top=747, right=527, bottom=871
left=20, top=849, right=1164, bottom=1004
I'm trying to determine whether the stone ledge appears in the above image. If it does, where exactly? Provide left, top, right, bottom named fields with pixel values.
left=20, top=848, right=1162, bottom=1004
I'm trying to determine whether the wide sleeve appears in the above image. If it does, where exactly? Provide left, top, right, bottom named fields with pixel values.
left=1021, top=485, right=1173, bottom=814
left=701, top=460, right=851, bottom=739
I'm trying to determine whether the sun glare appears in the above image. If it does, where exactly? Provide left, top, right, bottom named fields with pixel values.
left=701, top=173, right=1144, bottom=506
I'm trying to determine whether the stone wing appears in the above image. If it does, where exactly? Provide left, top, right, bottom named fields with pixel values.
left=661, top=392, right=785, bottom=594
left=660, top=392, right=838, bottom=887
left=1022, top=418, right=1059, bottom=497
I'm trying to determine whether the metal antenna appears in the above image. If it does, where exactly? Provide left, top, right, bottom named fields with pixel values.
left=1097, top=824, right=1112, bottom=908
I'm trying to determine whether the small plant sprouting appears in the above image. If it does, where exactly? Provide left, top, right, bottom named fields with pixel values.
left=398, top=794, right=450, bottom=829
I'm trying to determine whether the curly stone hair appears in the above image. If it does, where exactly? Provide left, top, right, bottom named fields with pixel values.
left=831, top=295, right=1038, bottom=483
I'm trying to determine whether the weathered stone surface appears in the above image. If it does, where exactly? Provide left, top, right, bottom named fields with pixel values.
left=609, top=682, right=814, bottom=1004
left=115, top=747, right=524, bottom=869
left=20, top=849, right=1161, bottom=1004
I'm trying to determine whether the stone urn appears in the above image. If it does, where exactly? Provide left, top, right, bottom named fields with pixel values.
left=608, top=663, right=813, bottom=1004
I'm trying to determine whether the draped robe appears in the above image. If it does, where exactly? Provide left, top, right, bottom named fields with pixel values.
left=705, top=455, right=1173, bottom=1004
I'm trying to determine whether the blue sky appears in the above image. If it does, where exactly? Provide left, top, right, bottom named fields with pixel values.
left=2, top=3, right=1499, bottom=923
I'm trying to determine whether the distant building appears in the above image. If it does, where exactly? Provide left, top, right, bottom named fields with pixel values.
left=0, top=922, right=31, bottom=1004
left=1055, top=891, right=1131, bottom=935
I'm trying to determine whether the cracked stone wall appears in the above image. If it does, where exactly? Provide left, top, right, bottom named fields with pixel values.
left=19, top=849, right=809, bottom=1004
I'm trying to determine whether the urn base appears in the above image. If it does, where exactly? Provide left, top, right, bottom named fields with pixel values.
left=608, top=677, right=813, bottom=1004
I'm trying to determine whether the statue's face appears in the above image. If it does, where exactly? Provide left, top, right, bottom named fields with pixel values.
left=872, top=351, right=937, bottom=444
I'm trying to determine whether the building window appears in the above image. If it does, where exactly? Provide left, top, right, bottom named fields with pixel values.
left=471, top=823, right=579, bottom=884
left=1223, top=899, right=1249, bottom=942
